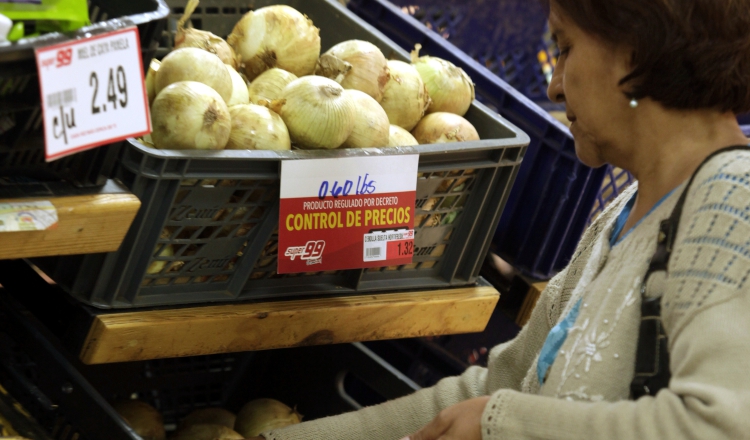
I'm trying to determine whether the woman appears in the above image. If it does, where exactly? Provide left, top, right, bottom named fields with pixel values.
left=253, top=0, right=750, bottom=438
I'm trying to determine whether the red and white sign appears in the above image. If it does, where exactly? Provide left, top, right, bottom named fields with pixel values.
left=35, top=27, right=150, bottom=161
left=278, top=155, right=419, bottom=274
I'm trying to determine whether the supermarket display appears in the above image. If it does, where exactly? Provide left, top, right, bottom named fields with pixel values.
left=0, top=0, right=169, bottom=186
left=31, top=0, right=528, bottom=308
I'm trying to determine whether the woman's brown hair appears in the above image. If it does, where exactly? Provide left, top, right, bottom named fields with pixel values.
left=546, top=0, right=750, bottom=114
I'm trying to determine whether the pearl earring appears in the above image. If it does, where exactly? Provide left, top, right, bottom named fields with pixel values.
left=629, top=98, right=639, bottom=108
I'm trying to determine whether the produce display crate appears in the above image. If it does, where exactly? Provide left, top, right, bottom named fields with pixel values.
left=0, top=294, right=418, bottom=440
left=347, top=0, right=623, bottom=279
left=0, top=0, right=169, bottom=187
left=32, top=0, right=529, bottom=309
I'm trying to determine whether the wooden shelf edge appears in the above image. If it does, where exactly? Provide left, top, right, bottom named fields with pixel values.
left=80, top=285, right=500, bottom=364
left=0, top=180, right=140, bottom=259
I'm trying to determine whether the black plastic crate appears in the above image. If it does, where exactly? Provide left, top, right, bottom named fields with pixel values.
left=0, top=293, right=418, bottom=440
left=0, top=0, right=169, bottom=186
left=32, top=0, right=528, bottom=309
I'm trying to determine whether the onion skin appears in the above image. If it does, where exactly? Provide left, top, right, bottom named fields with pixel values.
left=380, top=60, right=431, bottom=130
left=235, top=399, right=302, bottom=438
left=226, top=104, right=291, bottom=151
left=412, top=51, right=475, bottom=116
left=388, top=124, right=419, bottom=147
left=342, top=89, right=390, bottom=148
left=155, top=47, right=233, bottom=104
left=316, top=40, right=389, bottom=102
left=228, top=5, right=321, bottom=81
left=279, top=76, right=355, bottom=149
left=146, top=59, right=160, bottom=105
left=226, top=66, right=250, bottom=106
left=151, top=81, right=231, bottom=150
left=247, top=68, right=298, bottom=103
left=411, top=112, right=480, bottom=144
left=113, top=400, right=165, bottom=440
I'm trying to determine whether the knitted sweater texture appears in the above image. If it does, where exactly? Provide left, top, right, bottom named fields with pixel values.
left=264, top=150, right=750, bottom=440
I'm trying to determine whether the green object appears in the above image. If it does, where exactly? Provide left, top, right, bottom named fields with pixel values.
left=0, top=0, right=89, bottom=35
left=7, top=21, right=23, bottom=41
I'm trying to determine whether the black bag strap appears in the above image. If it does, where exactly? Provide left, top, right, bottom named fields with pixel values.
left=630, top=144, right=750, bottom=399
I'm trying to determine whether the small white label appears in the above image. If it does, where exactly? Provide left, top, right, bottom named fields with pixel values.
left=363, top=229, right=414, bottom=262
left=35, top=27, right=150, bottom=161
left=0, top=201, right=58, bottom=232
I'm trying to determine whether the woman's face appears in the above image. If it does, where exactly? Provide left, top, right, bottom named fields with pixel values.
left=547, top=3, right=635, bottom=168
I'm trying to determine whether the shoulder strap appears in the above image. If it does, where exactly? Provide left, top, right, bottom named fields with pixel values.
left=631, top=144, right=750, bottom=399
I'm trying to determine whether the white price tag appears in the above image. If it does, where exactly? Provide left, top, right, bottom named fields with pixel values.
left=35, top=27, right=150, bottom=162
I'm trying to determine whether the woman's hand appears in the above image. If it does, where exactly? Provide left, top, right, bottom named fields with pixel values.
left=401, top=396, right=490, bottom=440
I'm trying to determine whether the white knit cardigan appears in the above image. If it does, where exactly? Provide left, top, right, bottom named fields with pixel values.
left=264, top=150, right=750, bottom=440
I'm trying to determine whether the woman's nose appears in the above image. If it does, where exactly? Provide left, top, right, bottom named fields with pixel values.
left=547, top=69, right=565, bottom=104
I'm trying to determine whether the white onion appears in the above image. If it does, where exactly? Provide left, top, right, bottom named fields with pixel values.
left=279, top=76, right=355, bottom=149
left=151, top=81, right=231, bottom=150
left=228, top=5, right=321, bottom=81
left=411, top=112, right=479, bottom=144
left=235, top=399, right=302, bottom=438
left=341, top=89, right=389, bottom=148
left=315, top=40, right=389, bottom=102
left=145, top=59, right=160, bottom=105
left=175, top=0, right=238, bottom=68
left=155, top=47, right=233, bottom=104
left=226, top=104, right=291, bottom=151
left=388, top=125, right=418, bottom=147
left=411, top=45, right=474, bottom=116
left=380, top=60, right=431, bottom=130
left=226, top=66, right=250, bottom=106
left=247, top=68, right=298, bottom=103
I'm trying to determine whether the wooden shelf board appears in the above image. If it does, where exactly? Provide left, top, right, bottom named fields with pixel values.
left=81, top=284, right=500, bottom=364
left=0, top=180, right=140, bottom=259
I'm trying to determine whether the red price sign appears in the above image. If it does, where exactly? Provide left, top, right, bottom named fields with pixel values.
left=278, top=155, right=419, bottom=274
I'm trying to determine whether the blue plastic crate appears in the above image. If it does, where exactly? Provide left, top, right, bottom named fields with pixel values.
left=348, top=0, right=623, bottom=279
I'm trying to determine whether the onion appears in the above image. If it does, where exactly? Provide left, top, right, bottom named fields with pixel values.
left=380, top=60, right=431, bottom=130
left=342, top=89, right=389, bottom=148
left=388, top=124, right=418, bottom=147
left=226, top=104, right=291, bottom=150
left=411, top=112, right=480, bottom=144
left=411, top=45, right=474, bottom=116
left=172, top=424, right=243, bottom=440
left=174, top=0, right=238, bottom=69
left=151, top=81, right=231, bottom=150
left=180, top=408, right=236, bottom=430
left=247, top=68, right=298, bottom=103
left=155, top=47, right=233, bottom=104
left=279, top=76, right=355, bottom=149
left=226, top=66, right=250, bottom=106
left=146, top=59, right=160, bottom=105
left=235, top=399, right=302, bottom=437
left=146, top=244, right=173, bottom=274
left=315, top=40, right=389, bottom=102
left=228, top=5, right=321, bottom=81
left=113, top=400, right=165, bottom=440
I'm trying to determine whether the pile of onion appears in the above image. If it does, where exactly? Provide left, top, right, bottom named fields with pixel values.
left=411, top=112, right=479, bottom=144
left=342, top=89, right=390, bottom=148
left=151, top=81, right=231, bottom=150
left=411, top=45, right=474, bottom=116
left=155, top=47, right=233, bottom=104
left=279, top=76, right=355, bottom=149
left=228, top=5, right=321, bottom=80
left=315, top=40, right=389, bottom=102
left=174, top=0, right=237, bottom=69
left=389, top=125, right=419, bottom=147
left=226, top=66, right=250, bottom=106
left=226, top=103, right=291, bottom=151
left=380, top=60, right=431, bottom=130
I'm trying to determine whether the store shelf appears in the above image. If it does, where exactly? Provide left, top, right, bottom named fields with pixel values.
left=0, top=180, right=140, bottom=259
left=0, top=260, right=500, bottom=365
